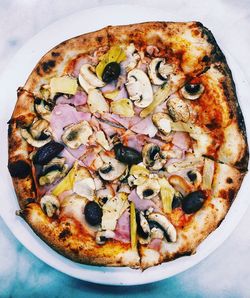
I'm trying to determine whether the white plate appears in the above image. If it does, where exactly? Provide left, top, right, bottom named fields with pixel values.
left=0, top=4, right=249, bottom=286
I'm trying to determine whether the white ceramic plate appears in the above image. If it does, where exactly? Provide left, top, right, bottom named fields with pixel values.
left=0, top=5, right=249, bottom=286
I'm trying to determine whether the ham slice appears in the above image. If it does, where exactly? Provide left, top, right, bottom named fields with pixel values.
left=122, top=133, right=146, bottom=152
left=130, top=116, right=157, bottom=137
left=128, top=189, right=157, bottom=211
left=109, top=114, right=141, bottom=129
left=56, top=91, right=87, bottom=107
left=113, top=209, right=130, bottom=243
left=172, top=132, right=191, bottom=151
left=51, top=104, right=91, bottom=141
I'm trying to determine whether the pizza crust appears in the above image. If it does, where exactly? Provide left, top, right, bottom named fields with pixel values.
left=21, top=203, right=140, bottom=267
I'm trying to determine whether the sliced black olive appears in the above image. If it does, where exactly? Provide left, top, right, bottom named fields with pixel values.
left=172, top=192, right=183, bottom=209
left=33, top=141, right=64, bottom=165
left=187, top=170, right=197, bottom=182
left=184, top=84, right=201, bottom=95
left=84, top=201, right=103, bottom=226
left=102, top=62, right=121, bottom=83
left=182, top=191, right=205, bottom=214
left=114, top=143, right=142, bottom=165
left=8, top=160, right=31, bottom=179
left=38, top=131, right=51, bottom=141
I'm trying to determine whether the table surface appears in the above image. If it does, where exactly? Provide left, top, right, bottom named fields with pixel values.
left=1, top=0, right=250, bottom=297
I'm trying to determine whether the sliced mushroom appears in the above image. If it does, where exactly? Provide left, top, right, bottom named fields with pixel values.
left=168, top=175, right=194, bottom=196
left=148, top=58, right=173, bottom=85
left=142, top=143, right=166, bottom=170
left=29, top=119, right=51, bottom=139
left=136, top=178, right=160, bottom=200
left=21, top=120, right=52, bottom=148
left=40, top=194, right=60, bottom=217
left=180, top=83, right=204, bottom=100
left=167, top=97, right=191, bottom=122
left=137, top=211, right=151, bottom=244
left=124, top=43, right=140, bottom=72
left=147, top=212, right=177, bottom=242
left=96, top=230, right=115, bottom=245
left=126, top=69, right=153, bottom=108
left=34, top=98, right=53, bottom=121
left=87, top=89, right=109, bottom=114
left=39, top=157, right=68, bottom=186
left=152, top=113, right=172, bottom=135
left=61, top=120, right=92, bottom=149
left=98, top=152, right=127, bottom=181
left=79, top=64, right=105, bottom=88
left=187, top=170, right=202, bottom=188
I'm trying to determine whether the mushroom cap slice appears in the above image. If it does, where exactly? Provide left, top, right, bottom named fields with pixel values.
left=147, top=212, right=177, bottom=242
left=180, top=83, right=205, bottom=100
left=98, top=153, right=127, bottom=181
left=136, top=178, right=160, bottom=200
left=167, top=97, right=191, bottom=122
left=40, top=194, right=60, bottom=217
left=20, top=128, right=52, bottom=148
left=126, top=69, right=153, bottom=108
left=61, top=120, right=92, bottom=149
left=79, top=64, right=105, bottom=88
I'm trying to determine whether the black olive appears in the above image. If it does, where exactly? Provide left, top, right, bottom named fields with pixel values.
left=143, top=189, right=154, bottom=197
left=38, top=131, right=51, bottom=141
left=114, top=143, right=142, bottom=165
left=136, top=212, right=149, bottom=239
left=33, top=141, right=64, bottom=165
left=172, top=192, right=183, bottom=209
left=184, top=84, right=201, bottom=95
left=187, top=170, right=197, bottom=182
left=8, top=160, right=31, bottom=179
left=84, top=201, right=103, bottom=226
left=182, top=191, right=205, bottom=214
left=149, top=145, right=160, bottom=161
left=102, top=62, right=121, bottom=83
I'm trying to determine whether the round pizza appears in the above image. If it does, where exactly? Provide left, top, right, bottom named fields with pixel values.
left=8, top=22, right=248, bottom=269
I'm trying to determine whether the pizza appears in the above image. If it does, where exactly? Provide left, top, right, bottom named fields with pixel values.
left=8, top=22, right=248, bottom=269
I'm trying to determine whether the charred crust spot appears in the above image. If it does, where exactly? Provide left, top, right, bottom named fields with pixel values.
left=70, top=248, right=80, bottom=255
left=25, top=198, right=36, bottom=204
left=8, top=122, right=13, bottom=137
left=226, top=177, right=233, bottom=184
left=205, top=119, right=220, bottom=130
left=8, top=160, right=31, bottom=179
left=202, top=55, right=210, bottom=62
left=51, top=51, right=60, bottom=57
left=59, top=228, right=72, bottom=240
left=228, top=189, right=236, bottom=203
left=36, top=66, right=41, bottom=75
left=173, top=251, right=192, bottom=259
left=41, top=60, right=56, bottom=73
left=96, top=36, right=103, bottom=43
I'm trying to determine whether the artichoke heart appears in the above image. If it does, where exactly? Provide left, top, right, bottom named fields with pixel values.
left=50, top=76, right=78, bottom=95
left=111, top=98, right=134, bottom=117
left=96, top=46, right=126, bottom=80
left=52, top=162, right=77, bottom=196
left=140, top=83, right=171, bottom=118
left=159, top=178, right=175, bottom=214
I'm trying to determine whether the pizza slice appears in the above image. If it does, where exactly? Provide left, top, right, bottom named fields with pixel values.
left=131, top=160, right=244, bottom=269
